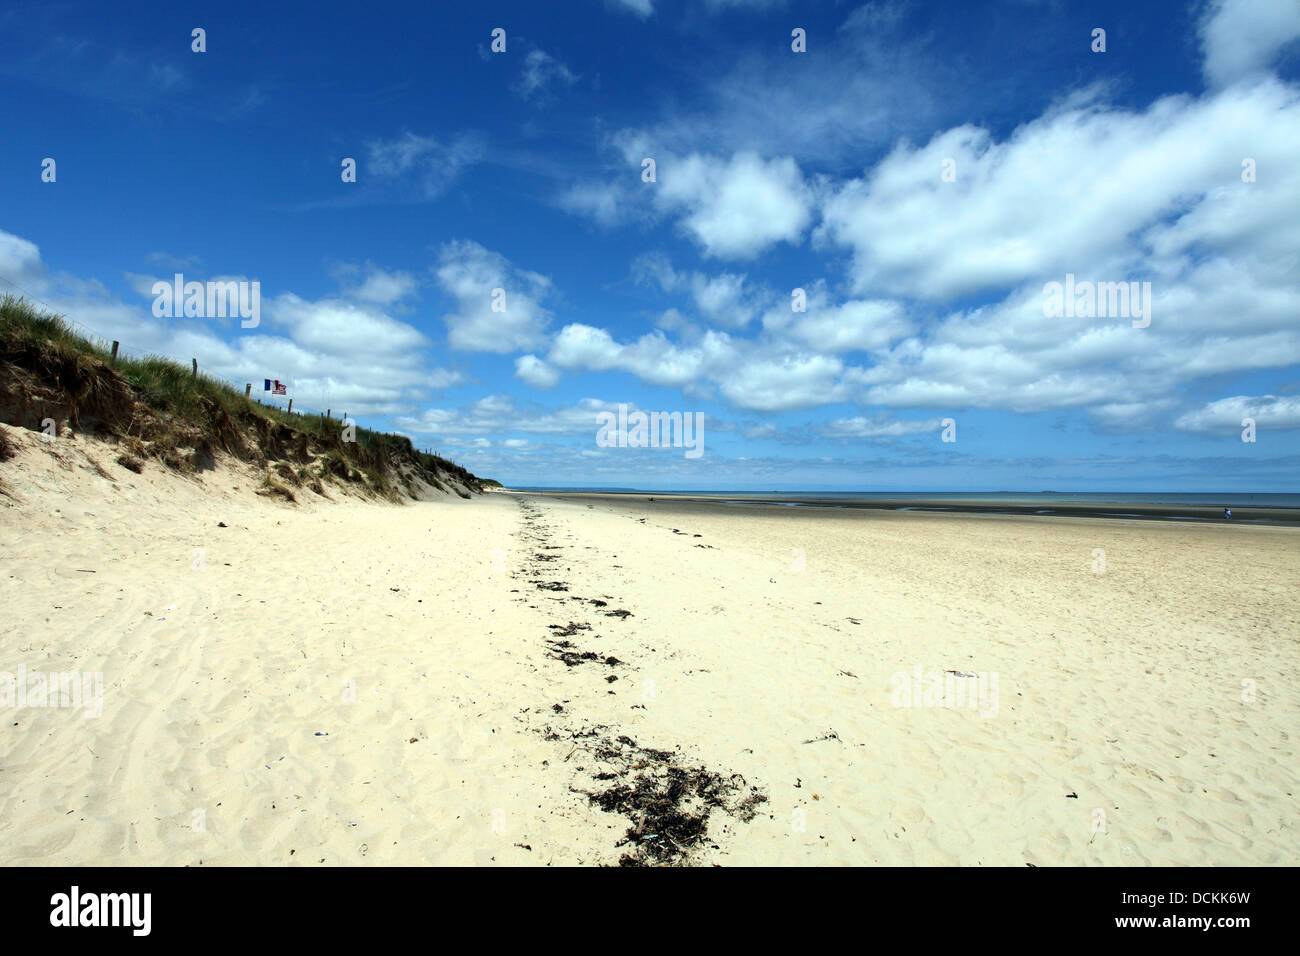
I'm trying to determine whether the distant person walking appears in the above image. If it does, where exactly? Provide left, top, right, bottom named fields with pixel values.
left=1224, top=507, right=1232, bottom=520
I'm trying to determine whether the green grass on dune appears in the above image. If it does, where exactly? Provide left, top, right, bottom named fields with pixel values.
left=0, top=294, right=486, bottom=492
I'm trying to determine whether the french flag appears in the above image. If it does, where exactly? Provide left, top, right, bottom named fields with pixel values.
left=264, top=379, right=286, bottom=395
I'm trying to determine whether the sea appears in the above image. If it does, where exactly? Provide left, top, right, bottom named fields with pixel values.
left=508, top=489, right=1300, bottom=524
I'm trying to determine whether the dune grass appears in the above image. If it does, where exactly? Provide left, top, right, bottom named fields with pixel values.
left=0, top=294, right=485, bottom=492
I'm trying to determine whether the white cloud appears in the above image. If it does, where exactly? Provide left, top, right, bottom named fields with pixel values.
left=351, top=271, right=417, bottom=306
left=396, top=395, right=625, bottom=437
left=715, top=352, right=847, bottom=411
left=271, top=294, right=428, bottom=355
left=1200, top=0, right=1300, bottom=88
left=691, top=271, right=752, bottom=322
left=515, top=354, right=561, bottom=388
left=818, top=415, right=945, bottom=439
left=633, top=252, right=770, bottom=327
left=433, top=240, right=552, bottom=353
left=366, top=131, right=485, bottom=199
left=0, top=228, right=454, bottom=418
left=788, top=75, right=1300, bottom=425
left=561, top=144, right=814, bottom=259
left=513, top=48, right=578, bottom=102
left=607, top=0, right=654, bottom=17
left=517, top=64, right=1300, bottom=424
left=333, top=264, right=419, bottom=306
left=1174, top=394, right=1300, bottom=431
left=819, top=81, right=1300, bottom=301
left=657, top=151, right=813, bottom=259
left=743, top=422, right=780, bottom=439
left=548, top=323, right=622, bottom=371
left=603, top=4, right=948, bottom=172
left=761, top=281, right=911, bottom=353
left=557, top=180, right=630, bottom=227
left=0, top=230, right=43, bottom=285
left=427, top=368, right=467, bottom=389
left=548, top=323, right=724, bottom=389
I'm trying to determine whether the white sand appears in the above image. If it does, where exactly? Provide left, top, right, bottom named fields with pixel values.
left=2, top=424, right=1297, bottom=865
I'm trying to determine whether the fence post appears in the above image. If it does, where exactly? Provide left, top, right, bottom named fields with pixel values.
left=245, top=383, right=251, bottom=398
left=326, top=409, right=331, bottom=419
left=191, top=358, right=198, bottom=379
left=287, top=398, right=293, bottom=414
left=110, top=341, right=119, bottom=365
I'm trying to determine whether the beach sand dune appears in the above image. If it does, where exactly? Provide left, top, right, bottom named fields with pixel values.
left=2, top=429, right=1297, bottom=865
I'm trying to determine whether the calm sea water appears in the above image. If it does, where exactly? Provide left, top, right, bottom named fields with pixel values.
left=513, top=488, right=1300, bottom=508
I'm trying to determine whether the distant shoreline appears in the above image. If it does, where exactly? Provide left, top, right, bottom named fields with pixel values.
left=508, top=489, right=1300, bottom=527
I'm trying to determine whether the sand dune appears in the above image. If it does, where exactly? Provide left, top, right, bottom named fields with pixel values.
left=2, top=426, right=1297, bottom=865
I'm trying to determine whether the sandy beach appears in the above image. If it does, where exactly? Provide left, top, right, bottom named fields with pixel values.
left=1, top=426, right=1297, bottom=866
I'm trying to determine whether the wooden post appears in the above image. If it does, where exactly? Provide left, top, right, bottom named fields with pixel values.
left=287, top=398, right=293, bottom=414
left=191, top=358, right=198, bottom=379
left=326, top=409, right=331, bottom=419
left=245, top=383, right=251, bottom=398
left=110, top=341, right=119, bottom=365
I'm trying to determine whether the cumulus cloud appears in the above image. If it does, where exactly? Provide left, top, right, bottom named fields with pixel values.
left=270, top=294, right=427, bottom=355
left=789, top=75, right=1300, bottom=426
left=546, top=62, right=1300, bottom=427
left=657, top=151, right=813, bottom=258
left=560, top=142, right=814, bottom=259
left=0, top=231, right=46, bottom=282
left=515, top=353, right=561, bottom=388
left=544, top=318, right=857, bottom=411
left=760, top=281, right=911, bottom=353
left=11, top=3, right=1300, bottom=459
left=714, top=352, right=847, bottom=411
left=433, top=240, right=553, bottom=353
left=825, top=84, right=1270, bottom=300
left=1200, top=0, right=1300, bottom=88
left=331, top=264, right=419, bottom=307
left=427, top=368, right=468, bottom=388
left=0, top=228, right=458, bottom=418
left=548, top=323, right=735, bottom=390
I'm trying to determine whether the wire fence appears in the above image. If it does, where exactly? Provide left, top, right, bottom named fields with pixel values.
left=0, top=272, right=447, bottom=457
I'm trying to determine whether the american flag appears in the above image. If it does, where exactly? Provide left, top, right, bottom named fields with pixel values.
left=264, top=379, right=287, bottom=395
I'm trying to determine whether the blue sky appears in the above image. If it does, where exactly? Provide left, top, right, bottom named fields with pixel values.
left=2, top=0, right=1298, bottom=490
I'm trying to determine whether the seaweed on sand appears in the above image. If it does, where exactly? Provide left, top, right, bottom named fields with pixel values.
left=569, top=734, right=768, bottom=866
